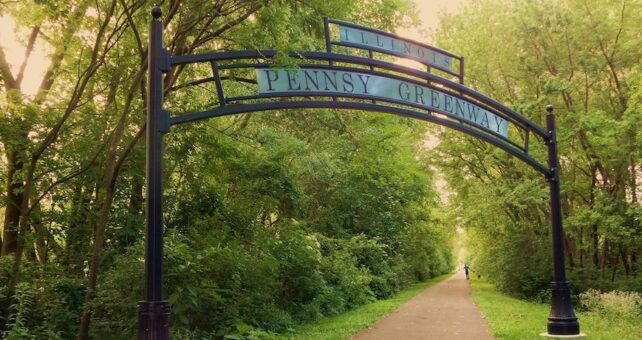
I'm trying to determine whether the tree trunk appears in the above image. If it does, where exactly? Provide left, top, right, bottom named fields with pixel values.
left=77, top=182, right=118, bottom=340
left=610, top=255, right=618, bottom=282
left=77, top=82, right=147, bottom=338
left=564, top=232, right=575, bottom=268
left=64, top=183, right=94, bottom=271
left=600, top=238, right=608, bottom=279
left=619, top=245, right=630, bottom=278
left=30, top=200, right=46, bottom=264
left=129, top=174, right=144, bottom=216
left=1, top=150, right=25, bottom=256
left=592, top=224, right=599, bottom=268
left=1, top=157, right=36, bottom=331
left=578, top=228, right=584, bottom=268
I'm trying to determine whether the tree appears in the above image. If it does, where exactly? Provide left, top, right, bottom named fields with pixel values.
left=435, top=0, right=642, bottom=296
left=0, top=0, right=457, bottom=338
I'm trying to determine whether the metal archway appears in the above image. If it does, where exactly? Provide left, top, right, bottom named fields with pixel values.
left=138, top=8, right=581, bottom=339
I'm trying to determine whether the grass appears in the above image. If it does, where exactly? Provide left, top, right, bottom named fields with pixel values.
left=270, top=273, right=452, bottom=340
left=470, top=279, right=642, bottom=340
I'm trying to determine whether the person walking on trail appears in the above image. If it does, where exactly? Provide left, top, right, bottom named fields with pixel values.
left=464, top=264, right=471, bottom=280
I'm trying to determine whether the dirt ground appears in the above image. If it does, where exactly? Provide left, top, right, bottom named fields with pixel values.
left=353, top=271, right=494, bottom=339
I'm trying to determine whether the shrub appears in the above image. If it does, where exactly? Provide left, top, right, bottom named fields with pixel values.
left=579, top=289, right=642, bottom=322
left=2, top=282, right=37, bottom=340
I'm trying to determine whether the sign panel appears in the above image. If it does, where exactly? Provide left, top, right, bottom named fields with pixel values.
left=338, top=25, right=453, bottom=72
left=256, top=68, right=508, bottom=137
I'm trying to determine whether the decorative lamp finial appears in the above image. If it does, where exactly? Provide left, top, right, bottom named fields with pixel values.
left=152, top=6, right=162, bottom=19
left=546, top=105, right=554, bottom=113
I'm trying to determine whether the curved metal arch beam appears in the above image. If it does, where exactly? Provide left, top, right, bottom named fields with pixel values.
left=225, top=91, right=524, bottom=152
left=169, top=101, right=550, bottom=175
left=233, top=63, right=524, bottom=150
left=170, top=50, right=548, bottom=139
left=326, top=18, right=462, bottom=59
left=300, top=52, right=548, bottom=137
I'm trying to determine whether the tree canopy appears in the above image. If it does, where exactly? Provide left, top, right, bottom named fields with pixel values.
left=435, top=0, right=641, bottom=297
left=0, top=0, right=454, bottom=338
left=0, top=0, right=640, bottom=338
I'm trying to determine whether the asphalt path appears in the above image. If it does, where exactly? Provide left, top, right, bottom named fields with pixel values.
left=354, top=271, right=493, bottom=339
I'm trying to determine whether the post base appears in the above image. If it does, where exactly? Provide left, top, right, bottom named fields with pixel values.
left=540, top=332, right=586, bottom=339
left=138, top=301, right=170, bottom=340
left=547, top=281, right=580, bottom=335
left=547, top=317, right=580, bottom=336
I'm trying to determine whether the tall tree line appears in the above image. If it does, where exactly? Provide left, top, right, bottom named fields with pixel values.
left=435, top=0, right=641, bottom=297
left=0, top=0, right=454, bottom=338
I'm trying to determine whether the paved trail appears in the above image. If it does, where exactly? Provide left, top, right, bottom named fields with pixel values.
left=354, top=271, right=493, bottom=340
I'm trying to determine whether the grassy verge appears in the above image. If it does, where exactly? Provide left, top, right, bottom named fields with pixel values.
left=470, top=280, right=642, bottom=340
left=271, top=273, right=452, bottom=340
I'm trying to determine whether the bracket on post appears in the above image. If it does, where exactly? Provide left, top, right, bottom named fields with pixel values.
left=546, top=167, right=557, bottom=182
left=158, top=109, right=170, bottom=133
left=159, top=49, right=171, bottom=73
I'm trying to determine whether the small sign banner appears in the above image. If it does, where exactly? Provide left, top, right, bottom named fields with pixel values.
left=338, top=25, right=453, bottom=72
left=256, top=68, right=508, bottom=137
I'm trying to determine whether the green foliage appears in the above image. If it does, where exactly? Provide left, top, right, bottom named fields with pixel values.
left=0, top=258, right=86, bottom=339
left=80, top=106, right=454, bottom=338
left=471, top=280, right=642, bottom=340
left=2, top=283, right=36, bottom=340
left=0, top=0, right=447, bottom=337
left=401, top=223, right=453, bottom=282
left=436, top=0, right=642, bottom=299
left=578, top=289, right=642, bottom=323
left=273, top=274, right=451, bottom=340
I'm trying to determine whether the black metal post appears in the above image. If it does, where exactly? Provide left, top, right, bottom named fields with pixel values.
left=323, top=17, right=332, bottom=53
left=459, top=56, right=464, bottom=85
left=138, top=7, right=170, bottom=340
left=544, top=105, right=580, bottom=336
